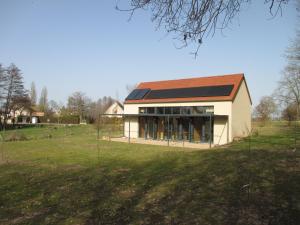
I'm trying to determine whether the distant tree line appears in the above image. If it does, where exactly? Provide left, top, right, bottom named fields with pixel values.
left=31, top=88, right=117, bottom=124
left=0, top=63, right=118, bottom=128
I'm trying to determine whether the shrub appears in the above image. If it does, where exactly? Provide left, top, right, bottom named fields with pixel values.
left=39, top=115, right=80, bottom=124
left=252, top=130, right=259, bottom=137
left=60, top=115, right=80, bottom=124
left=41, top=133, right=52, bottom=139
left=5, top=132, right=28, bottom=142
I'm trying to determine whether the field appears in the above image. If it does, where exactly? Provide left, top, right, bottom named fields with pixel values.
left=0, top=122, right=299, bottom=225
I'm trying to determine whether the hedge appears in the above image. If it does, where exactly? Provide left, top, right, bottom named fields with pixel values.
left=39, top=115, right=80, bottom=124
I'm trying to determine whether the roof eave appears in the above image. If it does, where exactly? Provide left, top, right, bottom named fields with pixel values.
left=124, top=98, right=233, bottom=104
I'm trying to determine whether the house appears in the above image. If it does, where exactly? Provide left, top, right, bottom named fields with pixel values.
left=123, top=73, right=251, bottom=146
left=8, top=106, right=44, bottom=124
left=104, top=101, right=124, bottom=117
left=10, top=108, right=31, bottom=124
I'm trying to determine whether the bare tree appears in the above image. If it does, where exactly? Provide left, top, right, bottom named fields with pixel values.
left=88, top=96, right=116, bottom=122
left=282, top=102, right=298, bottom=125
left=67, top=92, right=92, bottom=123
left=10, top=95, right=32, bottom=123
left=0, top=64, right=6, bottom=125
left=118, top=0, right=291, bottom=56
left=275, top=29, right=300, bottom=119
left=0, top=64, right=6, bottom=112
left=276, top=68, right=300, bottom=117
left=0, top=64, right=5, bottom=94
left=101, top=96, right=115, bottom=112
left=254, top=96, right=277, bottom=122
left=30, top=82, right=37, bottom=106
left=48, top=100, right=60, bottom=114
left=126, top=84, right=137, bottom=94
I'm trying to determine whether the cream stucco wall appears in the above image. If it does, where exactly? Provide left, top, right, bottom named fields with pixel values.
left=232, top=80, right=252, bottom=138
left=105, top=102, right=124, bottom=117
left=214, top=116, right=229, bottom=145
left=123, top=101, right=233, bottom=144
left=124, top=117, right=139, bottom=138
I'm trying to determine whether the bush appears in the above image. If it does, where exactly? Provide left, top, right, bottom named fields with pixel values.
left=94, top=117, right=123, bottom=130
left=1, top=124, right=37, bottom=130
left=5, top=132, right=28, bottom=142
left=39, top=116, right=58, bottom=123
left=41, top=133, right=52, bottom=139
left=253, top=130, right=259, bottom=137
left=39, top=115, right=80, bottom=124
left=60, top=115, right=80, bottom=124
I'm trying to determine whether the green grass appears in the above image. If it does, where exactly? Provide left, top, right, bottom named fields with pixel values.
left=0, top=122, right=299, bottom=225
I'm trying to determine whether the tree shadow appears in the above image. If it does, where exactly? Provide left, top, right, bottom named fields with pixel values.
left=0, top=149, right=299, bottom=225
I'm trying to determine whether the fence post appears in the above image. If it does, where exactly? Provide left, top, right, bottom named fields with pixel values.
left=167, top=115, right=170, bottom=147
left=294, top=114, right=298, bottom=151
left=145, top=117, right=148, bottom=140
left=209, top=114, right=212, bottom=149
left=97, top=114, right=100, bottom=140
left=0, top=131, right=4, bottom=162
left=122, top=116, right=125, bottom=138
left=128, top=117, right=131, bottom=144
left=97, top=114, right=100, bottom=162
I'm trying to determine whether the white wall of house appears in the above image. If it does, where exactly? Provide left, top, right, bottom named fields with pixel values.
left=123, top=101, right=233, bottom=144
left=232, top=80, right=252, bottom=138
left=32, top=117, right=38, bottom=124
left=14, top=109, right=31, bottom=117
left=214, top=116, right=229, bottom=145
left=105, top=102, right=124, bottom=117
left=124, top=117, right=139, bottom=138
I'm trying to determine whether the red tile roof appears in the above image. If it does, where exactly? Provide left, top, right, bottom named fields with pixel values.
left=125, top=73, right=251, bottom=104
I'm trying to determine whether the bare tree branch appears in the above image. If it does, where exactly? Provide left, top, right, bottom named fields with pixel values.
left=117, top=0, right=290, bottom=56
left=274, top=28, right=300, bottom=120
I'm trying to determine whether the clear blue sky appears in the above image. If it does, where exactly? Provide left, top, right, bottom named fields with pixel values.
left=0, top=0, right=298, bottom=106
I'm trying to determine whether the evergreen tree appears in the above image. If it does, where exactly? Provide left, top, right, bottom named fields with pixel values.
left=1, top=64, right=27, bottom=127
left=30, top=82, right=37, bottom=106
left=39, top=87, right=48, bottom=113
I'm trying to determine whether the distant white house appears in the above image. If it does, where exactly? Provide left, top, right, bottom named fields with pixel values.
left=12, top=108, right=31, bottom=123
left=7, top=106, right=45, bottom=124
left=104, top=101, right=124, bottom=117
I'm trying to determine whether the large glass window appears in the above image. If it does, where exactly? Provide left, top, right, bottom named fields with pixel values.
left=193, top=106, right=205, bottom=114
left=172, top=107, right=181, bottom=114
left=139, top=106, right=214, bottom=115
left=138, top=113, right=214, bottom=143
left=139, top=107, right=146, bottom=114
left=165, top=107, right=172, bottom=114
left=147, top=107, right=155, bottom=114
left=181, top=107, right=191, bottom=115
left=157, top=107, right=165, bottom=114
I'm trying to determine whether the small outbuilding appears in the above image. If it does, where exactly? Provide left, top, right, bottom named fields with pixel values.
left=31, top=111, right=45, bottom=124
left=123, top=73, right=252, bottom=146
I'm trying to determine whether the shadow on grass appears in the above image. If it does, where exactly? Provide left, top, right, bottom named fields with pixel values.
left=0, top=148, right=299, bottom=225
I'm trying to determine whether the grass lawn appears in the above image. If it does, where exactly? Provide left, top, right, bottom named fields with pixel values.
left=0, top=122, right=299, bottom=225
